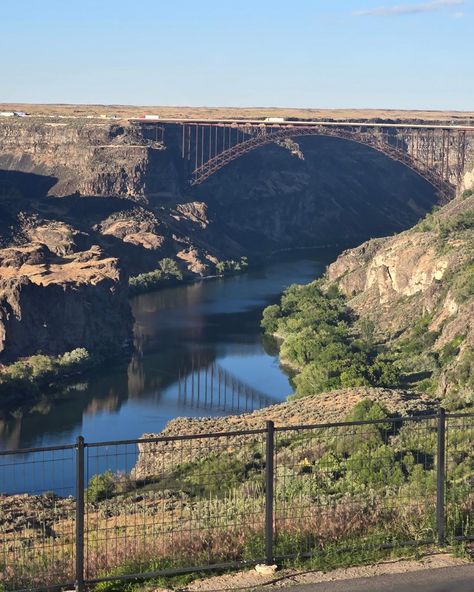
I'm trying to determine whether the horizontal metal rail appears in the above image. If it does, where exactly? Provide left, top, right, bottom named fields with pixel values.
left=1, top=411, right=471, bottom=452
left=86, top=427, right=267, bottom=448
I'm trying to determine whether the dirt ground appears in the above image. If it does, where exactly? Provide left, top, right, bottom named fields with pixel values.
left=180, top=553, right=469, bottom=591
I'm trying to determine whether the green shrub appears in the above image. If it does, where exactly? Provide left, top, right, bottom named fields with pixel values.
left=157, top=257, right=179, bottom=275
left=86, top=471, right=117, bottom=502
left=415, top=377, right=438, bottom=394
left=452, top=263, right=474, bottom=304
left=414, top=206, right=474, bottom=236
left=59, top=347, right=91, bottom=368
left=438, top=210, right=474, bottom=239
left=261, top=304, right=281, bottom=334
left=344, top=399, right=391, bottom=424
left=448, top=348, right=474, bottom=393
left=0, top=347, right=95, bottom=406
left=265, top=280, right=401, bottom=398
left=399, top=315, right=438, bottom=356
left=414, top=211, right=437, bottom=232
left=438, top=335, right=465, bottom=367
left=26, top=354, right=58, bottom=378
left=367, top=355, right=401, bottom=387
left=129, top=258, right=183, bottom=295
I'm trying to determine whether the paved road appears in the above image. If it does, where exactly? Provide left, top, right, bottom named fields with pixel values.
left=286, top=564, right=474, bottom=592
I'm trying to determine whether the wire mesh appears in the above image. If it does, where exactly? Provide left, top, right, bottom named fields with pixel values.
left=273, top=416, right=439, bottom=560
left=0, top=446, right=76, bottom=591
left=0, top=412, right=472, bottom=591
left=83, top=430, right=267, bottom=582
left=445, top=414, right=474, bottom=542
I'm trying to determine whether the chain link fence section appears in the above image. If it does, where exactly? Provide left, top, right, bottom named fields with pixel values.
left=83, top=429, right=268, bottom=584
left=272, top=416, right=440, bottom=561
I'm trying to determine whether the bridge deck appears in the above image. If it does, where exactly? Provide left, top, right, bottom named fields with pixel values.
left=131, top=118, right=474, bottom=131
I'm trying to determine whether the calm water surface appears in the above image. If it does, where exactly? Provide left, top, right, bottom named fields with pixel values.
left=0, top=249, right=339, bottom=493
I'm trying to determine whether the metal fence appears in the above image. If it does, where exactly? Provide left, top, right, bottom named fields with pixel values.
left=0, top=410, right=473, bottom=591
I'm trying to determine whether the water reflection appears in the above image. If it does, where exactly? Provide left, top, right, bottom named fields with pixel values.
left=177, top=360, right=281, bottom=413
left=0, top=249, right=340, bottom=453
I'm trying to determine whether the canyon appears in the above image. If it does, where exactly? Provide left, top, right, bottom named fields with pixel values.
left=0, top=116, right=456, bottom=362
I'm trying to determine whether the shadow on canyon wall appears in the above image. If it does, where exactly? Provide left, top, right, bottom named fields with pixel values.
left=190, top=135, right=438, bottom=253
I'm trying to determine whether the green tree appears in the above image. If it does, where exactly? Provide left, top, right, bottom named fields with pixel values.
left=215, top=261, right=226, bottom=275
left=159, top=258, right=182, bottom=279
left=261, top=304, right=281, bottom=334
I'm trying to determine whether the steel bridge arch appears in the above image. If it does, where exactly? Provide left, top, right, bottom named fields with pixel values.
left=190, top=126, right=454, bottom=197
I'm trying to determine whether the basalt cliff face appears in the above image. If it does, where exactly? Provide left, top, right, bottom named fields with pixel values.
left=326, top=184, right=474, bottom=407
left=194, top=135, right=441, bottom=251
left=0, top=117, right=458, bottom=360
left=0, top=240, right=132, bottom=359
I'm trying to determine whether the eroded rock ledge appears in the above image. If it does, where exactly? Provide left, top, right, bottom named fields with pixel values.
left=0, top=241, right=132, bottom=359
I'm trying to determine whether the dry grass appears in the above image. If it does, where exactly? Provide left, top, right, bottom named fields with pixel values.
left=1, top=103, right=474, bottom=123
left=0, top=490, right=440, bottom=589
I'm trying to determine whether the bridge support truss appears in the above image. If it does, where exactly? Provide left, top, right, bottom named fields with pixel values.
left=172, top=122, right=470, bottom=197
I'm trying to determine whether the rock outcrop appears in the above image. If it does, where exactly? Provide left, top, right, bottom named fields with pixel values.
left=0, top=119, right=179, bottom=199
left=0, top=240, right=132, bottom=359
left=326, top=192, right=474, bottom=403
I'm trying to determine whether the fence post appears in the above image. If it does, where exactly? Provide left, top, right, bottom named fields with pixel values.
left=436, top=408, right=446, bottom=546
left=75, top=436, right=85, bottom=592
left=265, top=420, right=275, bottom=565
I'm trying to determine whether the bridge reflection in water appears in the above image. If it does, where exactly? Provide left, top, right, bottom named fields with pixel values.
left=177, top=360, right=280, bottom=413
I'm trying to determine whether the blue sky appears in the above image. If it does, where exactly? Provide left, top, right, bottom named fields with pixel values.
left=1, top=0, right=472, bottom=110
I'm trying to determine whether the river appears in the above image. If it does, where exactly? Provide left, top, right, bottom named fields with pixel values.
left=0, top=248, right=340, bottom=493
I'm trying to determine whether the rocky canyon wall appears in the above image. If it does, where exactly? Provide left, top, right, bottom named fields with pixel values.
left=0, top=118, right=459, bottom=360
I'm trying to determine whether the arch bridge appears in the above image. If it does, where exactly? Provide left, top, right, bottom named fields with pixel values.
left=135, top=118, right=474, bottom=198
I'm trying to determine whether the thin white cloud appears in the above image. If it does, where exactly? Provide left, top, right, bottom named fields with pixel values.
left=354, top=0, right=465, bottom=16
left=453, top=10, right=465, bottom=15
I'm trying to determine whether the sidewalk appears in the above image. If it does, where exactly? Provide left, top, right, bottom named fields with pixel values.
left=285, top=564, right=474, bottom=591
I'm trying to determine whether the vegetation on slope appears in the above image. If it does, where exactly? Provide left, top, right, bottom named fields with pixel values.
left=215, top=256, right=248, bottom=276
left=391, top=200, right=474, bottom=407
left=262, top=194, right=474, bottom=408
left=261, top=280, right=400, bottom=399
left=128, top=257, right=249, bottom=296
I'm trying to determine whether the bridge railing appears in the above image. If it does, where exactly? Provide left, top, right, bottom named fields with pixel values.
left=1, top=409, right=473, bottom=591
